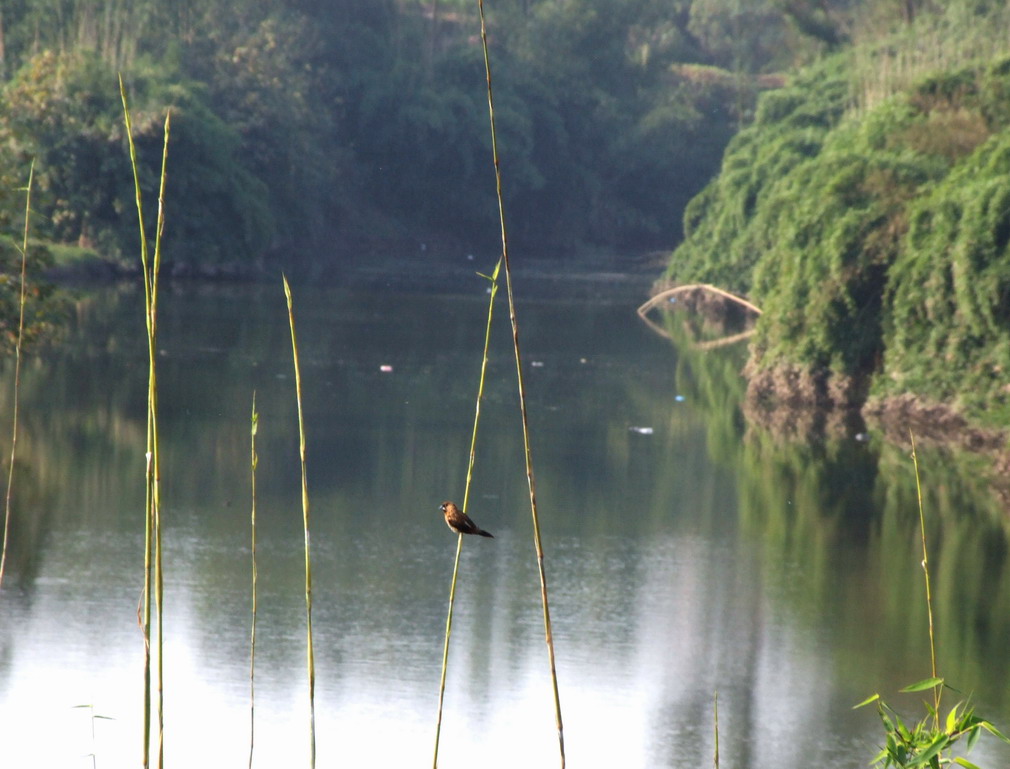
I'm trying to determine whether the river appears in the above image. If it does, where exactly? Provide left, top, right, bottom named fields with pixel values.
left=0, top=264, right=1008, bottom=768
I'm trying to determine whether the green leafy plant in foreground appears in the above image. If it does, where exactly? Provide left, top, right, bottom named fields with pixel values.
left=856, top=680, right=1010, bottom=769
left=855, top=435, right=1010, bottom=768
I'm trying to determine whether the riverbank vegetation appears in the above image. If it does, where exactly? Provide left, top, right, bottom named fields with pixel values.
left=664, top=0, right=1010, bottom=435
left=0, top=0, right=826, bottom=271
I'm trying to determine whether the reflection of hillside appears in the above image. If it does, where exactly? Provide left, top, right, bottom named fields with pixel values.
left=659, top=309, right=1010, bottom=723
left=4, top=282, right=1010, bottom=765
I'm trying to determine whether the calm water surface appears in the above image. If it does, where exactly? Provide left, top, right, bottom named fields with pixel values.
left=1, top=270, right=1008, bottom=768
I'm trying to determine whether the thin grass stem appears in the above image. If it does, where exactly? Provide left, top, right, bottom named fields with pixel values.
left=713, top=690, right=720, bottom=769
left=909, top=431, right=940, bottom=727
left=462, top=259, right=501, bottom=515
left=119, top=74, right=152, bottom=769
left=283, top=275, right=316, bottom=769
left=432, top=258, right=501, bottom=768
left=476, top=3, right=565, bottom=764
left=152, top=108, right=170, bottom=769
left=0, top=160, right=33, bottom=590
left=249, top=392, right=259, bottom=769
left=433, top=533, right=464, bottom=769
left=120, top=76, right=169, bottom=769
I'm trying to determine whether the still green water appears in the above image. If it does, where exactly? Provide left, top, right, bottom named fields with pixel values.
left=0, top=274, right=1008, bottom=768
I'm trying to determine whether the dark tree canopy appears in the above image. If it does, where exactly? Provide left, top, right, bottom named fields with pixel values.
left=0, top=0, right=841, bottom=267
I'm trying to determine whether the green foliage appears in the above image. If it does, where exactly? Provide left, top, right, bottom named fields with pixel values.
left=881, top=122, right=1010, bottom=422
left=688, top=0, right=796, bottom=71
left=351, top=46, right=496, bottom=241
left=749, top=105, right=947, bottom=376
left=666, top=11, right=1010, bottom=424
left=851, top=0, right=1010, bottom=113
left=0, top=50, right=273, bottom=265
left=857, top=684, right=1010, bottom=769
left=0, top=50, right=133, bottom=254
left=666, top=55, right=852, bottom=294
left=0, top=0, right=826, bottom=261
left=12, top=0, right=1010, bottom=270
left=0, top=235, right=66, bottom=352
left=190, top=12, right=343, bottom=244
left=852, top=433, right=1010, bottom=769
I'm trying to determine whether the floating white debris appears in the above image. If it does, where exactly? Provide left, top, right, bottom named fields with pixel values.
left=674, top=394, right=685, bottom=402
left=629, top=426, right=654, bottom=435
left=379, top=364, right=393, bottom=373
left=531, top=361, right=544, bottom=367
left=855, top=432, right=870, bottom=442
left=579, top=357, right=588, bottom=364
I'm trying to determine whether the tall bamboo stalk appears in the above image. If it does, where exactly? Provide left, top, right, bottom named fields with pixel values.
left=283, top=276, right=316, bottom=769
left=433, top=259, right=501, bottom=768
left=151, top=101, right=170, bottom=769
left=249, top=392, right=259, bottom=769
left=909, top=431, right=941, bottom=727
left=476, top=2, right=565, bottom=764
left=713, top=690, right=720, bottom=768
left=120, top=75, right=170, bottom=769
left=0, top=160, right=33, bottom=590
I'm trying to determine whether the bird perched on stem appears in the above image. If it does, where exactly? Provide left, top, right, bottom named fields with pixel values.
left=440, top=501, right=494, bottom=538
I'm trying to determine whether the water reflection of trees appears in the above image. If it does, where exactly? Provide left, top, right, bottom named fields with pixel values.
left=4, top=283, right=1009, bottom=764
left=661, top=307, right=1010, bottom=721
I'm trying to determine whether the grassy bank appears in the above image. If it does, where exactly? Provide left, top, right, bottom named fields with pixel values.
left=664, top=3, right=1010, bottom=437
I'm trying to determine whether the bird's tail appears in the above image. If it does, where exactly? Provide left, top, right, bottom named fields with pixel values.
left=478, top=529, right=494, bottom=538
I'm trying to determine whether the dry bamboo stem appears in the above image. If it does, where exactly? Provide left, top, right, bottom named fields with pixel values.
left=0, top=160, right=32, bottom=590
left=477, top=1, right=565, bottom=764
left=283, top=276, right=316, bottom=769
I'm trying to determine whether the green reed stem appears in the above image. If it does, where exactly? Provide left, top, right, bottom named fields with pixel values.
left=476, top=2, right=565, bottom=765
left=432, top=258, right=501, bottom=769
left=463, top=259, right=501, bottom=515
left=249, top=392, right=259, bottom=769
left=152, top=106, right=170, bottom=769
left=713, top=690, right=720, bottom=768
left=283, top=276, right=316, bottom=769
left=119, top=74, right=151, bottom=767
left=909, top=431, right=940, bottom=727
left=120, top=76, right=169, bottom=769
left=433, top=533, right=463, bottom=769
left=0, top=160, right=32, bottom=590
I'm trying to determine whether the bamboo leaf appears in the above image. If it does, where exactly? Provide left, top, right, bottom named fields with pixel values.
left=902, top=677, right=944, bottom=693
left=965, top=726, right=981, bottom=752
left=908, top=734, right=948, bottom=766
left=855, top=693, right=881, bottom=709
left=980, top=720, right=1010, bottom=744
left=882, top=711, right=897, bottom=734
left=953, top=758, right=982, bottom=769
left=945, top=703, right=960, bottom=734
left=895, top=713, right=911, bottom=741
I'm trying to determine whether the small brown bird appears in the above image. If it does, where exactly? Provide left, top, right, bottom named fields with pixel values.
left=440, top=501, right=494, bottom=538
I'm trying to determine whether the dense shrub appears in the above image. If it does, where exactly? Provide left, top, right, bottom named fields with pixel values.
left=666, top=44, right=1010, bottom=425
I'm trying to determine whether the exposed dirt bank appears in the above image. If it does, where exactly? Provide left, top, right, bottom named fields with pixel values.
left=644, top=284, right=1010, bottom=506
